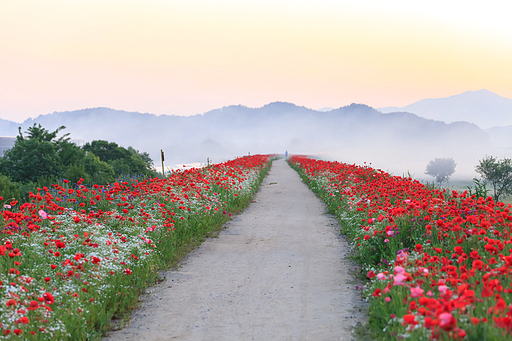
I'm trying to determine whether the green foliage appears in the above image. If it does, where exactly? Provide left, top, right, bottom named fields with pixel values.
left=83, top=140, right=127, bottom=162
left=0, top=128, right=64, bottom=183
left=83, top=153, right=115, bottom=185
left=128, top=147, right=153, bottom=170
left=475, top=155, right=512, bottom=202
left=0, top=173, right=20, bottom=203
left=425, top=157, right=456, bottom=184
left=58, top=139, right=86, bottom=167
left=466, top=177, right=489, bottom=199
left=83, top=140, right=156, bottom=177
left=64, top=163, right=91, bottom=185
left=24, top=123, right=67, bottom=142
left=0, top=124, right=157, bottom=201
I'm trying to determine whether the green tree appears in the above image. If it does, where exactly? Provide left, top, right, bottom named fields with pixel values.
left=82, top=152, right=115, bottom=185
left=83, top=140, right=155, bottom=177
left=64, top=163, right=91, bottom=185
left=0, top=125, right=65, bottom=183
left=127, top=147, right=155, bottom=174
left=475, top=155, right=512, bottom=202
left=83, top=140, right=127, bottom=162
left=58, top=140, right=86, bottom=167
left=425, top=158, right=456, bottom=184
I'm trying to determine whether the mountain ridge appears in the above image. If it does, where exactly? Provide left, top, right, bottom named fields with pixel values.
left=378, top=89, right=512, bottom=129
left=0, top=100, right=505, bottom=178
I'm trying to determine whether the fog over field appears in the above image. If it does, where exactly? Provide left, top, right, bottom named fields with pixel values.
left=2, top=89, right=511, bottom=184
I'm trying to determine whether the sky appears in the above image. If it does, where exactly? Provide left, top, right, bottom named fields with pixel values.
left=1, top=0, right=512, bottom=122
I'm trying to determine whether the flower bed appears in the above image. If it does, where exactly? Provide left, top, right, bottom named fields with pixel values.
left=289, top=155, right=512, bottom=340
left=0, top=154, right=272, bottom=340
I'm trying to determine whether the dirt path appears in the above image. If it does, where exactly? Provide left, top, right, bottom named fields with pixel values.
left=104, top=159, right=366, bottom=341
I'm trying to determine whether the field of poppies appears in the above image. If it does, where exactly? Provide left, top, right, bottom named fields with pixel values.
left=0, top=154, right=272, bottom=340
left=289, top=155, right=512, bottom=340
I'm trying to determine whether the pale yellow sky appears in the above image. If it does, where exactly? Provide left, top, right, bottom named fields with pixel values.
left=1, top=0, right=511, bottom=122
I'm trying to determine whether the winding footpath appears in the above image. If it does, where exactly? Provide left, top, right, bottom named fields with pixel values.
left=104, top=159, right=366, bottom=341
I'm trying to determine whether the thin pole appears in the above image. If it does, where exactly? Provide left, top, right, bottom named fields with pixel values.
left=161, top=149, right=166, bottom=179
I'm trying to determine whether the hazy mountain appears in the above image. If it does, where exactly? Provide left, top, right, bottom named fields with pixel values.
left=0, top=103, right=497, bottom=179
left=378, top=89, right=512, bottom=129
left=318, top=107, right=334, bottom=112
left=0, top=118, right=19, bottom=136
left=485, top=125, right=512, bottom=150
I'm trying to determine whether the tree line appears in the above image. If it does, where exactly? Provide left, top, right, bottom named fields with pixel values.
left=425, top=156, right=512, bottom=202
left=0, top=124, right=157, bottom=202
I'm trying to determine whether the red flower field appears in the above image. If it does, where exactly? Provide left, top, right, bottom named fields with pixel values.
left=289, top=155, right=512, bottom=340
left=0, top=155, right=271, bottom=340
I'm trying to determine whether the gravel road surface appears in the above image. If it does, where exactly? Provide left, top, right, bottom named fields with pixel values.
left=104, top=159, right=366, bottom=341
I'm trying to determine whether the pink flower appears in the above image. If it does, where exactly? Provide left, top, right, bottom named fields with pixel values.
left=439, top=312, right=453, bottom=327
left=426, top=290, right=433, bottom=297
left=394, top=266, right=405, bottom=274
left=410, top=287, right=424, bottom=297
left=39, top=210, right=48, bottom=219
left=384, top=239, right=390, bottom=243
left=385, top=297, right=391, bottom=302
left=377, top=273, right=386, bottom=280
left=438, top=285, right=448, bottom=294
left=393, top=274, right=406, bottom=286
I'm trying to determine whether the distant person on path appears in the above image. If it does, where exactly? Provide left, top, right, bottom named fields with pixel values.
left=285, top=150, right=288, bottom=159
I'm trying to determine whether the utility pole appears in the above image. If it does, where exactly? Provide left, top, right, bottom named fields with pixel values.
left=161, top=149, right=165, bottom=179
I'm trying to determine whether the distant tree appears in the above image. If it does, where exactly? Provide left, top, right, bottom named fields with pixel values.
left=475, top=155, right=512, bottom=202
left=83, top=140, right=156, bottom=177
left=425, top=158, right=456, bottom=184
left=127, top=147, right=154, bottom=173
left=83, top=140, right=127, bottom=162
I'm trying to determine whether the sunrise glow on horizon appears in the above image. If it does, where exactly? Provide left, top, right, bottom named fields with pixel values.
left=1, top=0, right=512, bottom=122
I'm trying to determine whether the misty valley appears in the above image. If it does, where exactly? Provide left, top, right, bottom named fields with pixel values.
left=2, top=91, right=512, bottom=185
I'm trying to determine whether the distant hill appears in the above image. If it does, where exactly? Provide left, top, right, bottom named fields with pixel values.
left=378, top=89, right=512, bottom=129
left=0, top=103, right=495, bottom=178
left=485, top=125, right=512, bottom=150
left=318, top=107, right=334, bottom=112
left=0, top=118, right=19, bottom=136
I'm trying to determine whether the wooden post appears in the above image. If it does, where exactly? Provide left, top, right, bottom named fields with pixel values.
left=161, top=149, right=165, bottom=179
